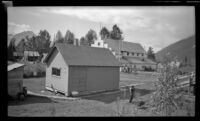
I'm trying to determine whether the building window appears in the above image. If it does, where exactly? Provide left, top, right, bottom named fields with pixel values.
left=137, top=53, right=139, bottom=56
left=141, top=53, right=144, bottom=56
left=127, top=52, right=129, bottom=56
left=132, top=53, right=134, bottom=56
left=52, top=67, right=61, bottom=76
left=98, top=42, right=100, bottom=46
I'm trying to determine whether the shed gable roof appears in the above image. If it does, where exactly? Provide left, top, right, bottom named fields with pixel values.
left=45, top=44, right=120, bottom=67
left=8, top=63, right=24, bottom=71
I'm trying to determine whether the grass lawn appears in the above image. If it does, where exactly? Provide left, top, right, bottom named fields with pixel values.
left=22, top=72, right=157, bottom=95
left=23, top=77, right=45, bottom=94
left=8, top=93, right=194, bottom=116
left=8, top=72, right=194, bottom=116
left=8, top=95, right=118, bottom=116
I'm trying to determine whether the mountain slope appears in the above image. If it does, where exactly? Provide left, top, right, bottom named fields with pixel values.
left=8, top=31, right=36, bottom=47
left=156, top=35, right=195, bottom=66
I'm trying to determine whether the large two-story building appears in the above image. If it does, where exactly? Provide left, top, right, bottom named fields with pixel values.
left=91, top=38, right=157, bottom=71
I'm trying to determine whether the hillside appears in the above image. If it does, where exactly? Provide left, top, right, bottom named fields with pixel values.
left=156, top=35, right=195, bottom=66
left=8, top=31, right=36, bottom=47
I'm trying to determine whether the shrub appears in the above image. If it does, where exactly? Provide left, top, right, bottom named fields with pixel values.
left=23, top=71, right=33, bottom=78
left=144, top=66, right=155, bottom=72
left=23, top=62, right=46, bottom=78
left=150, top=65, right=190, bottom=116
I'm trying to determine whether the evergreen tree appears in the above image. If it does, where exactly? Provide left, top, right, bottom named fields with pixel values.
left=80, top=36, right=89, bottom=46
left=85, top=29, right=97, bottom=46
left=147, top=46, right=156, bottom=61
left=64, top=30, right=75, bottom=44
left=110, top=24, right=123, bottom=40
left=55, top=30, right=64, bottom=43
left=8, top=38, right=16, bottom=61
left=100, top=27, right=110, bottom=40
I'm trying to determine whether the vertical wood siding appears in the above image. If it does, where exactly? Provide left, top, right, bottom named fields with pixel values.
left=8, top=67, right=24, bottom=97
left=68, top=66, right=119, bottom=95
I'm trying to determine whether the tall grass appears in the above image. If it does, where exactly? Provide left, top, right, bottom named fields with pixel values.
left=23, top=62, right=46, bottom=78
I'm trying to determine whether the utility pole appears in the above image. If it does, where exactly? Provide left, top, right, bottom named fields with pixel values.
left=99, top=22, right=102, bottom=40
left=119, top=36, right=124, bottom=61
left=100, top=22, right=102, bottom=31
left=119, top=36, right=123, bottom=72
left=100, top=22, right=105, bottom=47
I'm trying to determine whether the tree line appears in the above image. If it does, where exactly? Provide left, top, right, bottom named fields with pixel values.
left=52, top=24, right=124, bottom=47
left=8, top=24, right=156, bottom=62
left=52, top=29, right=98, bottom=46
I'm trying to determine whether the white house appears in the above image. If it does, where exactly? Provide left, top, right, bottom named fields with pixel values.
left=91, top=38, right=156, bottom=71
left=91, top=39, right=108, bottom=48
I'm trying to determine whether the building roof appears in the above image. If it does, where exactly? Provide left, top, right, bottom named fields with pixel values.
left=120, top=58, right=129, bottom=64
left=104, top=38, right=146, bottom=53
left=122, top=41, right=146, bottom=53
left=24, top=51, right=40, bottom=57
left=124, top=57, right=156, bottom=65
left=8, top=62, right=24, bottom=71
left=104, top=39, right=121, bottom=52
left=125, top=57, right=145, bottom=64
left=13, top=52, right=23, bottom=57
left=143, top=58, right=157, bottom=65
left=44, top=44, right=120, bottom=67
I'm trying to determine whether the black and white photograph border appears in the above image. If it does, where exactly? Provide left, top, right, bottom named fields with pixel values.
left=4, top=0, right=198, bottom=117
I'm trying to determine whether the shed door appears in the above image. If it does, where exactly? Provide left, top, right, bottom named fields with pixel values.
left=70, top=67, right=87, bottom=92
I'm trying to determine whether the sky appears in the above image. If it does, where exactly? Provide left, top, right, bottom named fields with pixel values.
left=8, top=6, right=195, bottom=52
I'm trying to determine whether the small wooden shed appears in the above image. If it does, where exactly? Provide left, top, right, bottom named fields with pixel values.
left=44, top=44, right=120, bottom=96
left=8, top=62, right=25, bottom=98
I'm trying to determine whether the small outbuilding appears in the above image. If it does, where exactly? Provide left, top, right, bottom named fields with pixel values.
left=44, top=44, right=120, bottom=96
left=8, top=61, right=27, bottom=99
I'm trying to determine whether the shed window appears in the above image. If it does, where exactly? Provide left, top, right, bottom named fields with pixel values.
left=52, top=67, right=61, bottom=76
